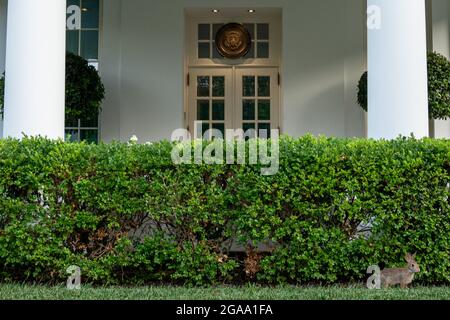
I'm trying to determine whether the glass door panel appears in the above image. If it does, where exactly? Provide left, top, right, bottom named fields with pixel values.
left=235, top=68, right=279, bottom=138
left=188, top=68, right=233, bottom=139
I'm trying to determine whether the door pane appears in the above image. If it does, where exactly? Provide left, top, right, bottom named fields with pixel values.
left=259, top=123, right=271, bottom=138
left=202, top=123, right=211, bottom=137
left=258, top=76, right=271, bottom=97
left=243, top=100, right=256, bottom=121
left=243, top=123, right=257, bottom=140
left=212, top=100, right=225, bottom=120
left=197, top=76, right=210, bottom=97
left=212, top=76, right=225, bottom=97
left=243, top=76, right=256, bottom=97
left=197, top=100, right=210, bottom=120
left=212, top=123, right=225, bottom=138
left=258, top=100, right=271, bottom=120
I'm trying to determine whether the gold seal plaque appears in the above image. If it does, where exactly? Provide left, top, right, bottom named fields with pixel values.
left=215, top=23, right=252, bottom=59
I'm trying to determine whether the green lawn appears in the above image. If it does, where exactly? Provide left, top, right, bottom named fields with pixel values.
left=0, top=284, right=448, bottom=300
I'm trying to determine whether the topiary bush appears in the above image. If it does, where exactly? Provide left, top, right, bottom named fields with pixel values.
left=357, top=52, right=450, bottom=119
left=65, top=52, right=105, bottom=122
left=0, top=53, right=104, bottom=121
left=0, top=136, right=448, bottom=285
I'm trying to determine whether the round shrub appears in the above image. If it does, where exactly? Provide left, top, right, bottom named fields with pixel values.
left=428, top=52, right=450, bottom=119
left=65, top=52, right=105, bottom=122
left=357, top=52, right=450, bottom=119
left=0, top=53, right=105, bottom=121
left=357, top=71, right=367, bottom=112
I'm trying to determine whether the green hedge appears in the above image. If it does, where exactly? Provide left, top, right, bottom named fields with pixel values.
left=0, top=137, right=448, bottom=285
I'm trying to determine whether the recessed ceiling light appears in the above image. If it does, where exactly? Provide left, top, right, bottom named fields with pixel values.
left=212, top=9, right=220, bottom=13
left=248, top=9, right=256, bottom=13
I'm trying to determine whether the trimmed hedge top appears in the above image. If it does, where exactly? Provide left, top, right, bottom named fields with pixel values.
left=0, top=136, right=448, bottom=285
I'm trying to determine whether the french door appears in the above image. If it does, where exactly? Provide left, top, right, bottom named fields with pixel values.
left=188, top=67, right=279, bottom=138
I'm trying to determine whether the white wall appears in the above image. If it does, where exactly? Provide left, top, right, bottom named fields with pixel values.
left=100, top=0, right=367, bottom=142
left=432, top=0, right=450, bottom=138
left=99, top=0, right=122, bottom=142
left=0, top=0, right=7, bottom=138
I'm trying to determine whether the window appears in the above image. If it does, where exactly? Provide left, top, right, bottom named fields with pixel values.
left=65, top=0, right=100, bottom=143
left=197, top=23, right=270, bottom=60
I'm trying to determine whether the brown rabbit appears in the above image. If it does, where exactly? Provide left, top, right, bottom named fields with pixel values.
left=381, top=253, right=420, bottom=289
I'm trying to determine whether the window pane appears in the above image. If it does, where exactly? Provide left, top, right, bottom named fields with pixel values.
left=257, top=24, right=269, bottom=40
left=243, top=76, right=255, bottom=97
left=198, top=42, right=210, bottom=59
left=66, top=30, right=79, bottom=55
left=243, top=100, right=256, bottom=121
left=258, top=76, right=270, bottom=97
left=212, top=100, right=225, bottom=121
left=80, top=30, right=99, bottom=60
left=244, top=41, right=255, bottom=59
left=212, top=42, right=223, bottom=59
left=81, top=117, right=99, bottom=127
left=257, top=42, right=269, bottom=59
left=213, top=24, right=225, bottom=39
left=198, top=24, right=210, bottom=40
left=81, top=0, right=100, bottom=29
left=65, top=116, right=79, bottom=127
left=67, top=0, right=81, bottom=6
left=81, top=130, right=99, bottom=144
left=244, top=23, right=255, bottom=39
left=197, top=76, right=210, bottom=97
left=197, top=100, right=210, bottom=121
left=202, top=123, right=211, bottom=138
left=212, top=76, right=225, bottom=97
left=258, top=100, right=271, bottom=120
left=65, top=129, right=80, bottom=142
left=258, top=123, right=271, bottom=138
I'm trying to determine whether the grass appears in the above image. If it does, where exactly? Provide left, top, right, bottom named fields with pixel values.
left=0, top=284, right=448, bottom=300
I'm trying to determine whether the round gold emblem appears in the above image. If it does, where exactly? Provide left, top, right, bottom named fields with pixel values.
left=215, top=23, right=252, bottom=59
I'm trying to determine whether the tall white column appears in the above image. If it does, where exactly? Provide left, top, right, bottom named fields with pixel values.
left=3, top=0, right=66, bottom=139
left=367, top=0, right=429, bottom=139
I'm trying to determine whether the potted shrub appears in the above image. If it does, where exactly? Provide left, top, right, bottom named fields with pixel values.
left=357, top=52, right=450, bottom=120
left=0, top=52, right=105, bottom=123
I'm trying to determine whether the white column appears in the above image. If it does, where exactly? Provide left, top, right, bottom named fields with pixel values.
left=3, top=0, right=66, bottom=139
left=367, top=0, right=429, bottom=139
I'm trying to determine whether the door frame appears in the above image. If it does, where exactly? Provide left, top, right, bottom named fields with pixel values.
left=183, top=10, right=283, bottom=134
left=187, top=66, right=280, bottom=137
